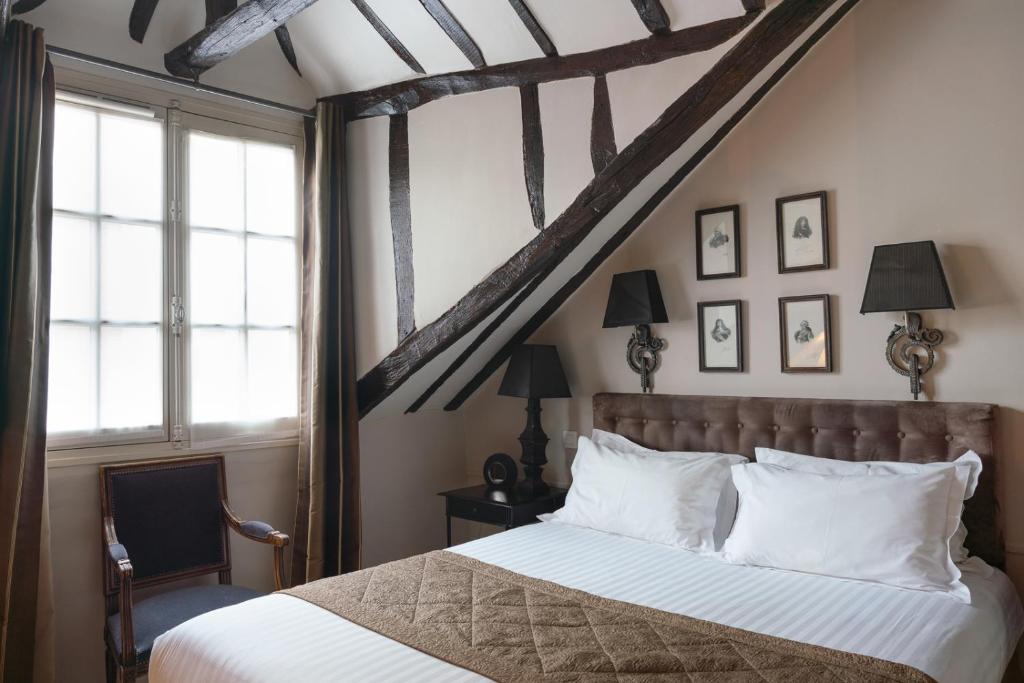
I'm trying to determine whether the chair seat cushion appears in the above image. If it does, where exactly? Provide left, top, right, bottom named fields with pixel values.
left=108, top=584, right=263, bottom=663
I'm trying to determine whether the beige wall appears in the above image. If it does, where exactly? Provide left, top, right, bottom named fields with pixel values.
left=465, top=0, right=1024, bottom=585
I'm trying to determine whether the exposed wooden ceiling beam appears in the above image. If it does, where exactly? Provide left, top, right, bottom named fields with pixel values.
left=331, top=12, right=759, bottom=120
left=129, top=0, right=160, bottom=43
left=351, top=0, right=425, bottom=74
left=507, top=0, right=557, bottom=57
left=11, top=0, right=46, bottom=15
left=443, top=0, right=861, bottom=412
left=358, top=0, right=844, bottom=416
left=741, top=0, right=767, bottom=10
left=630, top=0, right=671, bottom=35
left=205, top=0, right=236, bottom=25
left=418, top=0, right=485, bottom=69
left=274, top=25, right=301, bottom=75
left=164, top=0, right=318, bottom=79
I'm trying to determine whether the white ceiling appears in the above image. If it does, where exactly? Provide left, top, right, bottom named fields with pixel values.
left=21, top=0, right=747, bottom=107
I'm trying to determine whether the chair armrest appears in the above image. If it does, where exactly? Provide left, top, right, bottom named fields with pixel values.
left=222, top=501, right=290, bottom=590
left=103, top=517, right=136, bottom=666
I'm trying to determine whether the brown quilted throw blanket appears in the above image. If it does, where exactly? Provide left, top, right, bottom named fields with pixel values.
left=283, top=550, right=934, bottom=682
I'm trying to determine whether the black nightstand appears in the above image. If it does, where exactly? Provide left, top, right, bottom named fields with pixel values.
left=439, top=485, right=568, bottom=547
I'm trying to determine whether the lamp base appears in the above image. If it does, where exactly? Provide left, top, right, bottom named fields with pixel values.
left=885, top=311, right=944, bottom=400
left=516, top=397, right=549, bottom=498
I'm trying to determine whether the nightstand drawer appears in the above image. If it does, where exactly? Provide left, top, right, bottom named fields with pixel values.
left=447, top=497, right=509, bottom=526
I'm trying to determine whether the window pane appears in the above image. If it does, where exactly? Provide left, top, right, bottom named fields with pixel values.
left=100, top=114, right=163, bottom=221
left=51, top=215, right=96, bottom=320
left=190, top=231, right=244, bottom=325
left=247, top=329, right=297, bottom=420
left=53, top=104, right=96, bottom=213
left=246, top=237, right=296, bottom=326
left=101, top=223, right=162, bottom=322
left=245, top=142, right=296, bottom=237
left=47, top=324, right=96, bottom=433
left=189, top=133, right=244, bottom=231
left=191, top=328, right=245, bottom=423
left=99, top=326, right=162, bottom=429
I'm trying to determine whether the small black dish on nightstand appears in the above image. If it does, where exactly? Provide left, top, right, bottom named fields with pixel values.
left=483, top=453, right=518, bottom=489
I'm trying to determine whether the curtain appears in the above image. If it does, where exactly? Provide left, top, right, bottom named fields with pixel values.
left=0, top=20, right=55, bottom=683
left=291, top=101, right=361, bottom=584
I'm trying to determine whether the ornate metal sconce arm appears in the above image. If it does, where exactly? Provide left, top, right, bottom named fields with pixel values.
left=885, top=311, right=944, bottom=400
left=626, top=324, right=665, bottom=393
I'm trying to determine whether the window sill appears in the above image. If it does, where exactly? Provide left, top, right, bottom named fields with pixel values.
left=46, top=436, right=300, bottom=469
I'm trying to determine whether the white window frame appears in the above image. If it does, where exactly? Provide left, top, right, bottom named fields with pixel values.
left=47, top=73, right=304, bottom=456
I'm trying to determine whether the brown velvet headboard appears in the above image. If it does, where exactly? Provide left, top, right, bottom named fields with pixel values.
left=593, top=392, right=1002, bottom=567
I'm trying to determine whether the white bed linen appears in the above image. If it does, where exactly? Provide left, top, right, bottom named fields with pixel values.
left=150, top=522, right=1023, bottom=683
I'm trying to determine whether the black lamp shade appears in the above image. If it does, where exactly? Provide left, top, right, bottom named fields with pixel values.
left=498, top=345, right=571, bottom=399
left=860, top=241, right=955, bottom=314
left=602, top=270, right=668, bottom=328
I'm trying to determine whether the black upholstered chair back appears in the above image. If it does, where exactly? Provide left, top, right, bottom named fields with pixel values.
left=101, top=457, right=231, bottom=596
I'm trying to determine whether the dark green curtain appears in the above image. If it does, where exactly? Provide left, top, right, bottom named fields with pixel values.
left=0, top=19, right=55, bottom=683
left=291, top=101, right=361, bottom=584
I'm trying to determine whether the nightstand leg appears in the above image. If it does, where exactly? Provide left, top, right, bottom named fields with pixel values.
left=446, top=514, right=452, bottom=548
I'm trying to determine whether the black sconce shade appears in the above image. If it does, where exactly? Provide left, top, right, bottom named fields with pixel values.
left=602, top=270, right=668, bottom=328
left=860, top=241, right=955, bottom=314
left=498, top=345, right=572, bottom=399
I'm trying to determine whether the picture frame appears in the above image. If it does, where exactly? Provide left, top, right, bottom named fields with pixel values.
left=695, top=205, right=741, bottom=280
left=698, top=300, right=743, bottom=372
left=776, top=191, right=829, bottom=273
left=778, top=294, right=832, bottom=373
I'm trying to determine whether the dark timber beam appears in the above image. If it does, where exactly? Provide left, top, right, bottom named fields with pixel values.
left=351, top=0, right=425, bottom=74
left=389, top=114, right=416, bottom=341
left=418, top=0, right=485, bottom=69
left=206, top=0, right=236, bottom=25
left=332, top=12, right=759, bottom=120
left=442, top=0, right=861, bottom=412
left=520, top=83, right=545, bottom=231
left=128, top=0, right=160, bottom=43
left=274, top=25, right=301, bottom=75
left=590, top=75, right=616, bottom=174
left=164, top=0, right=318, bottom=79
left=508, top=0, right=557, bottom=57
left=630, top=0, right=671, bottom=35
left=11, top=0, right=46, bottom=15
left=359, top=0, right=845, bottom=417
left=741, top=0, right=767, bottom=10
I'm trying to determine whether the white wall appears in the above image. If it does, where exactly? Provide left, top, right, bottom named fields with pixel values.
left=464, top=0, right=1024, bottom=589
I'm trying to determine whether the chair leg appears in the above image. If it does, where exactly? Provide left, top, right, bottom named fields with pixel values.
left=119, top=666, right=136, bottom=683
left=105, top=646, right=116, bottom=683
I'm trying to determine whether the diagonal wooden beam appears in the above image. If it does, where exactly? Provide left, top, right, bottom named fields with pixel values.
left=418, top=0, right=485, bottom=69
left=508, top=0, right=557, bottom=57
left=358, top=0, right=846, bottom=417
left=164, top=0, right=318, bottom=79
left=741, top=0, right=766, bottom=10
left=389, top=114, right=416, bottom=341
left=331, top=12, right=759, bottom=120
left=630, top=0, right=671, bottom=35
left=128, top=0, right=161, bottom=43
left=11, top=0, right=46, bottom=15
left=351, top=0, right=425, bottom=74
left=520, top=83, right=545, bottom=231
left=442, top=0, right=861, bottom=412
left=205, top=0, right=236, bottom=25
left=590, top=75, right=616, bottom=174
left=274, top=25, right=301, bottom=75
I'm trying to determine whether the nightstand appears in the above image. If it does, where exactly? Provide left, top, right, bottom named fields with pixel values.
left=439, top=485, right=568, bottom=547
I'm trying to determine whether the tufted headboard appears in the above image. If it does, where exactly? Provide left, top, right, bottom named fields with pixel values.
left=593, top=392, right=1002, bottom=567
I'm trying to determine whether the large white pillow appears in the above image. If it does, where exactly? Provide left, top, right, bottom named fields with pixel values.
left=755, top=447, right=981, bottom=563
left=591, top=429, right=746, bottom=547
left=549, top=435, right=734, bottom=552
left=721, top=463, right=972, bottom=602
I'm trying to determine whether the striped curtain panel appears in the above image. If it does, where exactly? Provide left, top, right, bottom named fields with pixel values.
left=291, top=102, right=362, bottom=584
left=0, top=20, right=56, bottom=683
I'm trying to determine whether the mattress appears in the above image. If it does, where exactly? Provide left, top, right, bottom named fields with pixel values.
left=150, top=522, right=1023, bottom=683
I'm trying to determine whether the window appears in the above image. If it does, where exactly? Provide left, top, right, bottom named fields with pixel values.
left=47, top=93, right=301, bottom=449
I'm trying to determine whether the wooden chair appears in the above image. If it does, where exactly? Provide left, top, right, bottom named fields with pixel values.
left=100, top=455, right=289, bottom=683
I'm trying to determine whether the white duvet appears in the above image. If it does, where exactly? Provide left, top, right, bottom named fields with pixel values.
left=150, top=522, right=1023, bottom=683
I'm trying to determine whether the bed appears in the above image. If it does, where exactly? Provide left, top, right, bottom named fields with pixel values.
left=149, top=393, right=1024, bottom=683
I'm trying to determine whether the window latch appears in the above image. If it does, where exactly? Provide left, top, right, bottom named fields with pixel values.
left=171, top=296, right=185, bottom=336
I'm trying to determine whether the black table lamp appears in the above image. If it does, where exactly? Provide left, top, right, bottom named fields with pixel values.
left=603, top=269, right=668, bottom=393
left=498, top=344, right=571, bottom=497
left=860, top=240, right=955, bottom=400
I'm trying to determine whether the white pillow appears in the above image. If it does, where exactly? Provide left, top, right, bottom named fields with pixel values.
left=721, top=463, right=971, bottom=602
left=591, top=429, right=746, bottom=547
left=549, top=436, right=734, bottom=552
left=755, top=447, right=981, bottom=563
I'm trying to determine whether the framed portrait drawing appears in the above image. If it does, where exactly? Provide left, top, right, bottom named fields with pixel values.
left=778, top=294, right=832, bottom=373
left=695, top=205, right=740, bottom=280
left=776, top=191, right=829, bottom=273
left=698, top=300, right=743, bottom=372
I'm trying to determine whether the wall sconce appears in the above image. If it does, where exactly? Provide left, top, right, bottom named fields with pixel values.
left=602, top=270, right=668, bottom=393
left=860, top=241, right=955, bottom=400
